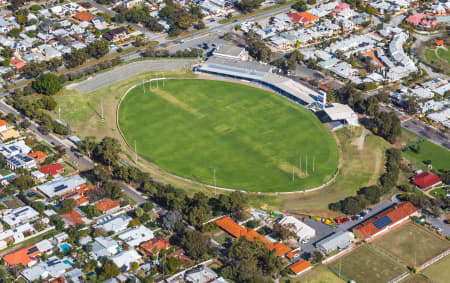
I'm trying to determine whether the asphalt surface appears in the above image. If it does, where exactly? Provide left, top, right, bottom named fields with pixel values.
left=402, top=118, right=450, bottom=150
left=119, top=182, right=148, bottom=205
left=0, top=100, right=95, bottom=170
left=69, top=59, right=199, bottom=93
left=299, top=200, right=394, bottom=255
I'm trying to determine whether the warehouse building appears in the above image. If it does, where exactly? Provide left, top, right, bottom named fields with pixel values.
left=316, top=231, right=354, bottom=254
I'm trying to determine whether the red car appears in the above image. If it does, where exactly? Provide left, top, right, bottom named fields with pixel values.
left=351, top=216, right=357, bottom=221
left=335, top=218, right=342, bottom=224
left=342, top=218, right=349, bottom=223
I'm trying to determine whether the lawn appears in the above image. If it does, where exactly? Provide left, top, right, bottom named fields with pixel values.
left=276, top=127, right=386, bottom=216
left=425, top=48, right=438, bottom=62
left=422, top=254, right=450, bottom=283
left=118, top=79, right=339, bottom=192
left=372, top=222, right=450, bottom=266
left=437, top=48, right=450, bottom=63
left=403, top=139, right=450, bottom=172
left=286, top=264, right=344, bottom=283
left=328, top=245, right=406, bottom=283
left=429, top=187, right=447, bottom=198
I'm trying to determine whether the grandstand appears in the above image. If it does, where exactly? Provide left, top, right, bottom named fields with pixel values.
left=196, top=56, right=320, bottom=107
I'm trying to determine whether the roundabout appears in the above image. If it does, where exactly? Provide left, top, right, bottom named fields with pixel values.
left=117, top=79, right=339, bottom=193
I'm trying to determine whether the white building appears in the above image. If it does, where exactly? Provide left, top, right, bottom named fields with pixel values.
left=427, top=108, right=450, bottom=128
left=97, top=214, right=131, bottom=233
left=316, top=231, right=354, bottom=254
left=185, top=266, right=218, bottom=283
left=2, top=206, right=39, bottom=228
left=35, top=175, right=86, bottom=198
left=21, top=256, right=71, bottom=282
left=118, top=225, right=154, bottom=247
left=111, top=248, right=141, bottom=271
left=91, top=236, right=120, bottom=259
left=278, top=216, right=316, bottom=240
left=0, top=140, right=31, bottom=158
left=7, top=153, right=36, bottom=170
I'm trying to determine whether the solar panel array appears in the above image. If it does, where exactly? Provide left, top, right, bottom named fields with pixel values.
left=373, top=215, right=393, bottom=230
left=54, top=184, right=68, bottom=192
left=47, top=258, right=60, bottom=267
left=27, top=246, right=38, bottom=255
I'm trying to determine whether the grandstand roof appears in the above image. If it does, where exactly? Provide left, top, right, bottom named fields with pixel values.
left=353, top=202, right=418, bottom=239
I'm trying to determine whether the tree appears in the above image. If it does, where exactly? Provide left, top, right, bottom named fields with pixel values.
left=87, top=39, right=110, bottom=59
left=135, top=207, right=144, bottom=217
left=93, top=137, right=121, bottom=167
left=196, top=21, right=206, bottom=30
left=236, top=0, right=263, bottom=13
left=182, top=230, right=210, bottom=260
left=102, top=182, right=123, bottom=200
left=7, top=28, right=21, bottom=38
left=219, top=191, right=248, bottom=220
left=311, top=251, right=324, bottom=263
left=142, top=202, right=153, bottom=212
left=99, top=263, right=121, bottom=280
left=130, top=261, right=139, bottom=272
left=14, top=176, right=35, bottom=190
left=80, top=136, right=96, bottom=159
left=159, top=211, right=183, bottom=231
left=66, top=48, right=88, bottom=68
left=93, top=165, right=111, bottom=184
left=32, top=73, right=62, bottom=95
left=59, top=199, right=77, bottom=214
left=293, top=0, right=307, bottom=12
left=31, top=201, right=45, bottom=214
left=84, top=205, right=101, bottom=218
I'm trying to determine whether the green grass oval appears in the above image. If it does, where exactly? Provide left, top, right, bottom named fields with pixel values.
left=118, top=79, right=339, bottom=192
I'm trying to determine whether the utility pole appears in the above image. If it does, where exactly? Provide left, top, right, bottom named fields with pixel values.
left=149, top=76, right=151, bottom=91
left=313, top=156, right=315, bottom=173
left=292, top=167, right=295, bottom=182
left=143, top=79, right=145, bottom=94
left=214, top=168, right=216, bottom=196
left=134, top=139, right=137, bottom=165
left=162, top=72, right=165, bottom=88
left=157, top=78, right=159, bottom=88
left=299, top=156, right=302, bottom=174
left=306, top=154, right=308, bottom=175
left=58, top=107, right=61, bottom=121
left=100, top=96, right=104, bottom=120
left=338, top=257, right=342, bottom=278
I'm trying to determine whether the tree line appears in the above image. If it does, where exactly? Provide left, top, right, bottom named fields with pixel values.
left=329, top=148, right=402, bottom=214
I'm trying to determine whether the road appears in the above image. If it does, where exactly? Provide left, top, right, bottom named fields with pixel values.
left=119, top=182, right=148, bottom=205
left=0, top=100, right=95, bottom=170
left=68, top=59, right=199, bottom=93
left=402, top=118, right=450, bottom=150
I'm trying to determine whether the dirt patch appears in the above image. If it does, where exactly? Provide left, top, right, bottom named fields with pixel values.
left=368, top=149, right=383, bottom=186
left=278, top=162, right=308, bottom=178
left=152, top=88, right=204, bottom=118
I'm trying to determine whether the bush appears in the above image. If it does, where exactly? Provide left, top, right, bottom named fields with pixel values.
left=32, top=73, right=62, bottom=95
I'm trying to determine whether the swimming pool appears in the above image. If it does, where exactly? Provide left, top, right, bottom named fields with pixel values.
left=60, top=243, right=70, bottom=252
left=63, top=259, right=74, bottom=266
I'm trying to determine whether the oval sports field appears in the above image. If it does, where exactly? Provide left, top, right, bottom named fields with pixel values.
left=118, top=79, right=339, bottom=193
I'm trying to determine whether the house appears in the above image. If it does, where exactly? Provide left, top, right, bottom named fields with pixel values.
left=21, top=256, right=72, bottom=282
left=122, top=0, right=144, bottom=8
left=73, top=11, right=96, bottom=22
left=435, top=40, right=444, bottom=46
left=288, top=12, right=319, bottom=27
left=0, top=223, right=35, bottom=247
left=353, top=202, right=419, bottom=241
left=2, top=240, right=53, bottom=267
left=11, top=59, right=26, bottom=70
left=7, top=153, right=36, bottom=170
left=53, top=232, right=69, bottom=244
left=95, top=198, right=121, bottom=214
left=31, top=170, right=46, bottom=182
left=27, top=151, right=47, bottom=163
left=91, top=236, right=120, bottom=259
left=278, top=216, right=316, bottom=241
left=0, top=120, right=7, bottom=132
left=35, top=175, right=86, bottom=198
left=103, top=27, right=128, bottom=42
left=118, top=225, right=154, bottom=247
left=60, top=210, right=87, bottom=227
left=185, top=266, right=218, bottom=283
left=97, top=214, right=132, bottom=233
left=38, top=163, right=65, bottom=177
left=92, top=17, right=107, bottom=30
left=411, top=172, right=442, bottom=189
left=316, top=231, right=354, bottom=254
left=111, top=248, right=141, bottom=272
left=2, top=206, right=39, bottom=228
left=140, top=238, right=171, bottom=256
left=62, top=185, right=94, bottom=206
left=1, top=129, right=19, bottom=141
left=215, top=216, right=291, bottom=257
left=288, top=260, right=312, bottom=276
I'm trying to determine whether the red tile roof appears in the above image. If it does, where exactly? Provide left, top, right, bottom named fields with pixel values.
left=28, top=151, right=47, bottom=163
left=215, top=216, right=246, bottom=238
left=436, top=40, right=444, bottom=46
left=3, top=244, right=40, bottom=266
left=353, top=202, right=418, bottom=239
left=215, top=216, right=291, bottom=256
left=288, top=12, right=318, bottom=24
left=95, top=198, right=120, bottom=213
left=411, top=172, right=442, bottom=189
left=289, top=260, right=312, bottom=274
left=73, top=11, right=96, bottom=22
left=140, top=238, right=171, bottom=254
left=0, top=120, right=7, bottom=127
left=11, top=59, right=26, bottom=69
left=38, top=163, right=65, bottom=176
left=60, top=210, right=85, bottom=227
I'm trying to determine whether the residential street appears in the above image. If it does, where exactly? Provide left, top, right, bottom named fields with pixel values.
left=0, top=100, right=95, bottom=170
